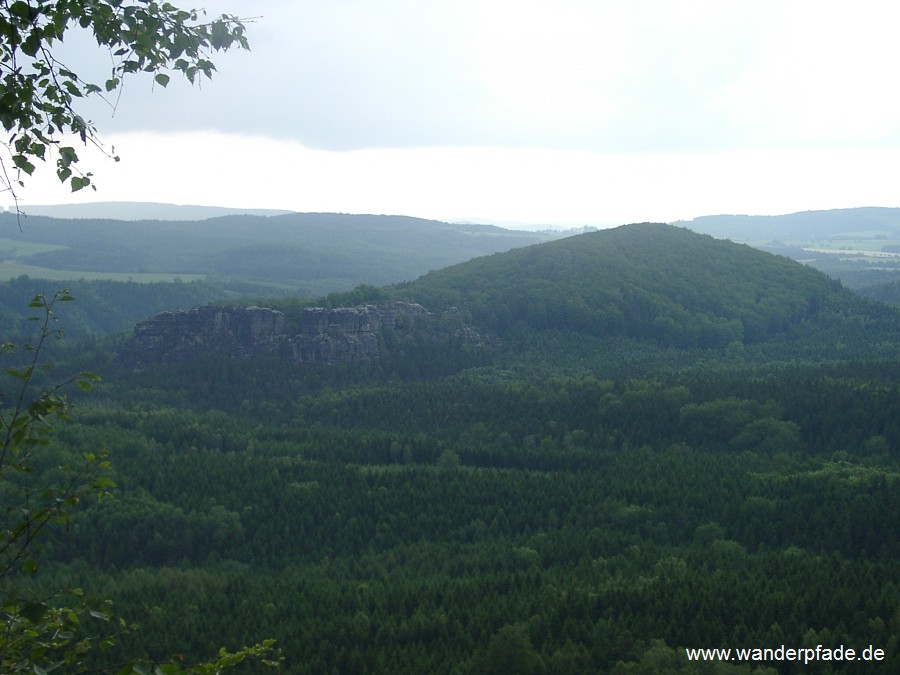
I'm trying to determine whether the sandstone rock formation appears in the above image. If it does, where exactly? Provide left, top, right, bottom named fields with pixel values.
left=120, top=301, right=477, bottom=368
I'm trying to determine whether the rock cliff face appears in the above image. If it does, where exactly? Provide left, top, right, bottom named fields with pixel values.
left=286, top=302, right=431, bottom=364
left=124, top=306, right=286, bottom=366
left=120, top=301, right=475, bottom=368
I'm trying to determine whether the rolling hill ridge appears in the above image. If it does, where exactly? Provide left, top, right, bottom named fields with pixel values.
left=396, top=222, right=889, bottom=349
left=0, top=211, right=560, bottom=295
left=118, top=223, right=900, bottom=371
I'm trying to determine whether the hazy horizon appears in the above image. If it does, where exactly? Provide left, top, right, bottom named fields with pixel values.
left=4, top=2, right=900, bottom=227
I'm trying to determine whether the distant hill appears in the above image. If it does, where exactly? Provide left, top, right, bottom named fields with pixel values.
left=6, top=201, right=295, bottom=220
left=674, top=207, right=900, bottom=292
left=0, top=210, right=563, bottom=296
left=675, top=207, right=900, bottom=242
left=395, top=222, right=896, bottom=350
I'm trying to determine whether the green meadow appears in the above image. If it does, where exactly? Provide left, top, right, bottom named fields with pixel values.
left=0, top=261, right=205, bottom=283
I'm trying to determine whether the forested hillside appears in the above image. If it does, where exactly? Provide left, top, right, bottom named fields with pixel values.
left=4, top=223, right=898, bottom=673
left=0, top=276, right=224, bottom=341
left=14, top=201, right=295, bottom=221
left=395, top=223, right=895, bottom=352
left=679, top=207, right=900, bottom=242
left=678, top=207, right=900, bottom=294
left=0, top=211, right=559, bottom=296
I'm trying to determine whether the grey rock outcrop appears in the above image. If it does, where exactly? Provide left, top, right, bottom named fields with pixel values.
left=286, top=302, right=431, bottom=364
left=124, top=306, right=286, bottom=366
left=120, top=301, right=476, bottom=368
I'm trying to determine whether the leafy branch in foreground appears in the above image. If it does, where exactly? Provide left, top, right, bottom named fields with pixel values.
left=0, top=291, right=280, bottom=673
left=0, top=0, right=251, bottom=204
left=0, top=290, right=107, bottom=580
left=0, top=290, right=114, bottom=672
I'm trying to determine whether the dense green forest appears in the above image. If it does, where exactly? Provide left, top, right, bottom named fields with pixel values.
left=679, top=207, right=900, bottom=295
left=0, top=275, right=226, bottom=340
left=0, top=211, right=558, bottom=296
left=3, top=223, right=898, bottom=673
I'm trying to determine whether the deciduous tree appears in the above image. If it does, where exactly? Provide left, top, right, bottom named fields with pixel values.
left=0, top=0, right=249, bottom=204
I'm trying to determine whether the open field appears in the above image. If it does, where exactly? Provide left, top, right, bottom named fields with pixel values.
left=803, top=239, right=900, bottom=253
left=0, top=238, right=69, bottom=256
left=803, top=246, right=900, bottom=258
left=0, top=262, right=205, bottom=283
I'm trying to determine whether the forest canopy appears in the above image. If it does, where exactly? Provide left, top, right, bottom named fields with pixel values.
left=38, top=328, right=899, bottom=673
left=4, top=222, right=894, bottom=672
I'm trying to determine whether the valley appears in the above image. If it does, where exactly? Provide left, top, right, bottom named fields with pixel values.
left=1, top=216, right=898, bottom=673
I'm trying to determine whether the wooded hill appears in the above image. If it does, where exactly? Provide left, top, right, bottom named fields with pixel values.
left=677, top=207, right=900, bottom=296
left=389, top=222, right=898, bottom=354
left=0, top=275, right=224, bottom=342
left=6, top=222, right=899, bottom=673
left=679, top=207, right=900, bottom=242
left=0, top=211, right=559, bottom=296
left=11, top=200, right=295, bottom=220
left=114, top=222, right=900, bottom=378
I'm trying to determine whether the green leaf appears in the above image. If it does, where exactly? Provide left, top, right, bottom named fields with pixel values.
left=8, top=1, right=34, bottom=22
left=70, top=175, right=91, bottom=192
left=154, top=72, right=170, bottom=87
left=58, top=146, right=78, bottom=165
left=22, top=31, right=41, bottom=57
left=11, top=154, right=36, bottom=175
left=63, top=79, right=83, bottom=98
left=4, top=367, right=32, bottom=381
left=20, top=601, right=50, bottom=622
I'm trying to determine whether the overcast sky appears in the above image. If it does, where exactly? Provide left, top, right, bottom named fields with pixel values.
left=5, top=0, right=900, bottom=228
